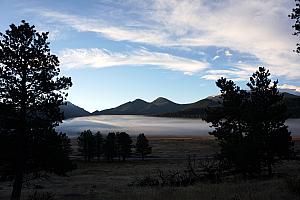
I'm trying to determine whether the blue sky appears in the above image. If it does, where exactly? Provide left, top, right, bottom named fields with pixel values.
left=1, top=0, right=300, bottom=112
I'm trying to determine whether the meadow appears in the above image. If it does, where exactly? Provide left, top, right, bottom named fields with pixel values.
left=0, top=137, right=299, bottom=200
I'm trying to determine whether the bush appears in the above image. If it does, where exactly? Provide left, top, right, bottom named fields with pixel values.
left=26, top=191, right=56, bottom=200
left=130, top=175, right=159, bottom=187
left=286, top=176, right=300, bottom=195
left=130, top=168, right=196, bottom=187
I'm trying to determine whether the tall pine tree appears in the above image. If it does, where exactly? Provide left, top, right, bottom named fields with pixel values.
left=205, top=67, right=293, bottom=176
left=0, top=21, right=72, bottom=200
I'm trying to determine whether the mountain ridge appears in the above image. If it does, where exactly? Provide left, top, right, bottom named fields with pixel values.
left=60, top=101, right=91, bottom=119
left=63, top=92, right=300, bottom=119
left=92, top=97, right=187, bottom=116
left=92, top=93, right=300, bottom=118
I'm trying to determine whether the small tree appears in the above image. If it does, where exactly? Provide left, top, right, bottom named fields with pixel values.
left=0, top=21, right=72, bottom=200
left=205, top=67, right=293, bottom=176
left=77, top=130, right=95, bottom=162
left=95, top=131, right=104, bottom=161
left=116, top=132, right=132, bottom=161
left=136, top=134, right=152, bottom=160
left=104, top=132, right=116, bottom=162
left=30, top=130, right=74, bottom=176
left=204, top=77, right=251, bottom=173
left=246, top=67, right=293, bottom=175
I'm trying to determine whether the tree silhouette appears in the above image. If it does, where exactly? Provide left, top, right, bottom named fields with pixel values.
left=246, top=67, right=293, bottom=175
left=116, top=132, right=132, bottom=161
left=136, top=134, right=152, bottom=160
left=0, top=20, right=72, bottom=200
left=289, top=0, right=300, bottom=53
left=77, top=130, right=95, bottom=162
left=95, top=131, right=104, bottom=161
left=30, top=130, right=74, bottom=176
left=204, top=77, right=251, bottom=173
left=205, top=67, right=293, bottom=176
left=104, top=132, right=116, bottom=162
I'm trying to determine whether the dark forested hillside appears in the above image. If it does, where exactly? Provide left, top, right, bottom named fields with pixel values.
left=91, top=93, right=300, bottom=119
left=92, top=97, right=187, bottom=115
left=283, top=93, right=300, bottom=118
left=60, top=102, right=91, bottom=119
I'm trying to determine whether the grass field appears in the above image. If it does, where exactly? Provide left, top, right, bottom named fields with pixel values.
left=0, top=137, right=300, bottom=200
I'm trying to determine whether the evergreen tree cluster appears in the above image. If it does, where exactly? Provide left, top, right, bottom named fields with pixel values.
left=77, top=131, right=152, bottom=162
left=205, top=67, right=294, bottom=176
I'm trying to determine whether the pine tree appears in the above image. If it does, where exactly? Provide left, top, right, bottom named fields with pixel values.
left=246, top=67, right=293, bottom=176
left=205, top=67, right=293, bottom=176
left=136, top=134, right=152, bottom=160
left=77, top=130, right=95, bottom=162
left=95, top=131, right=104, bottom=161
left=116, top=132, right=132, bottom=161
left=104, top=132, right=116, bottom=162
left=0, top=20, right=72, bottom=200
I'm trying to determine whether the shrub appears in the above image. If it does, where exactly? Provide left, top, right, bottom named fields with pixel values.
left=286, top=176, right=300, bottom=195
left=26, top=191, right=56, bottom=200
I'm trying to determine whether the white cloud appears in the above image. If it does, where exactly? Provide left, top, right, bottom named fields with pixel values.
left=34, top=1, right=300, bottom=81
left=278, top=84, right=300, bottom=92
left=36, top=10, right=171, bottom=46
left=201, top=63, right=260, bottom=81
left=212, top=55, right=220, bottom=61
left=224, top=50, right=233, bottom=57
left=33, top=23, right=67, bottom=42
left=150, top=0, right=300, bottom=79
left=59, top=48, right=209, bottom=74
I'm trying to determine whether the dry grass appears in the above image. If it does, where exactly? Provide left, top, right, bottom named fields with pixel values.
left=0, top=138, right=299, bottom=200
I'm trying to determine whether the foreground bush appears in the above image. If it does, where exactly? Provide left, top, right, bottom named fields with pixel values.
left=26, top=191, right=56, bottom=200
left=286, top=176, right=300, bottom=195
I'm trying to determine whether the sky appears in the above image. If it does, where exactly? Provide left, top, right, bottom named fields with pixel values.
left=1, top=0, right=300, bottom=112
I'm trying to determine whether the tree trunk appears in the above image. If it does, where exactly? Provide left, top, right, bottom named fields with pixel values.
left=10, top=166, right=24, bottom=200
left=10, top=127, right=26, bottom=200
left=267, top=161, right=272, bottom=177
left=11, top=66, right=27, bottom=200
left=11, top=123, right=26, bottom=200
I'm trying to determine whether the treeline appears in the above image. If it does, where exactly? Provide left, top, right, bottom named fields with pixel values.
left=77, top=131, right=152, bottom=162
left=158, top=109, right=208, bottom=118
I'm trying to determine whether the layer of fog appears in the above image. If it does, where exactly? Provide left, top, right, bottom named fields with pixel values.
left=56, top=115, right=300, bottom=137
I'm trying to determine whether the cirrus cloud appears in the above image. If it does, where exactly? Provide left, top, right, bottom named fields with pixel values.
left=32, top=0, right=300, bottom=82
left=278, top=84, right=300, bottom=95
left=59, top=48, right=209, bottom=75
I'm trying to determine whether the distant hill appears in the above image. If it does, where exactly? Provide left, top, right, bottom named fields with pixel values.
left=159, top=98, right=221, bottom=118
left=93, top=97, right=187, bottom=115
left=283, top=92, right=300, bottom=118
left=60, top=101, right=91, bottom=119
left=162, top=92, right=300, bottom=118
left=92, top=92, right=300, bottom=119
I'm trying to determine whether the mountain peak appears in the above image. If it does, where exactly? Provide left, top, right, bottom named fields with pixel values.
left=132, top=98, right=148, bottom=103
left=60, top=101, right=91, bottom=119
left=152, top=97, right=174, bottom=105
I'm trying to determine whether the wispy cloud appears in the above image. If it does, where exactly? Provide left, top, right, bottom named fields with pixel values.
left=278, top=84, right=300, bottom=93
left=151, top=0, right=300, bottom=80
left=32, top=0, right=300, bottom=82
left=36, top=9, right=170, bottom=45
left=201, top=63, right=259, bottom=81
left=59, top=48, right=209, bottom=75
left=212, top=55, right=220, bottom=61
left=224, top=50, right=232, bottom=57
